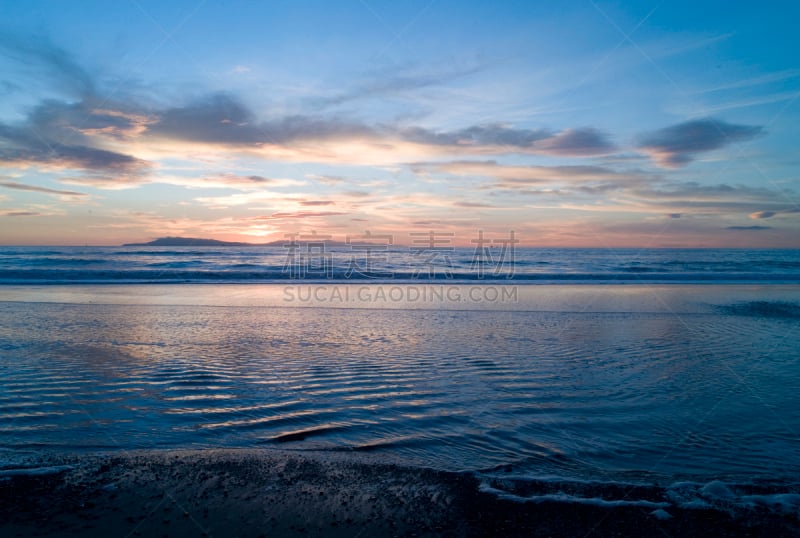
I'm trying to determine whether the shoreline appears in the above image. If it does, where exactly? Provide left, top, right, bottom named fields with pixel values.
left=2, top=449, right=798, bottom=537
left=2, top=283, right=800, bottom=314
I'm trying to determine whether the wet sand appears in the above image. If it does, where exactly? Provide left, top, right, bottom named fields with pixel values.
left=2, top=449, right=797, bottom=537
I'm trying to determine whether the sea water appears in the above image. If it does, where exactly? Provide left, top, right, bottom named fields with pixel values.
left=1, top=247, right=799, bottom=509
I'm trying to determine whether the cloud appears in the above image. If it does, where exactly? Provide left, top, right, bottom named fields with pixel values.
left=750, top=210, right=776, bottom=219
left=0, top=180, right=86, bottom=196
left=131, top=173, right=308, bottom=192
left=630, top=182, right=777, bottom=201
left=0, top=132, right=150, bottom=173
left=0, top=210, right=41, bottom=217
left=0, top=34, right=94, bottom=97
left=193, top=190, right=292, bottom=208
left=688, top=91, right=800, bottom=115
left=151, top=96, right=609, bottom=157
left=343, top=190, right=371, bottom=198
left=58, top=174, right=149, bottom=190
left=612, top=182, right=799, bottom=216
left=399, top=125, right=614, bottom=155
left=307, top=174, right=345, bottom=184
left=17, top=100, right=155, bottom=141
left=726, top=225, right=772, bottom=230
left=401, top=123, right=549, bottom=148
left=414, top=160, right=640, bottom=184
left=691, top=69, right=800, bottom=94
left=147, top=94, right=263, bottom=144
left=213, top=174, right=271, bottom=185
left=160, top=173, right=281, bottom=190
left=148, top=93, right=374, bottom=145
left=414, top=160, right=797, bottom=221
left=314, top=61, right=486, bottom=107
left=0, top=100, right=152, bottom=180
left=638, top=118, right=762, bottom=167
left=748, top=208, right=800, bottom=219
left=534, top=128, right=616, bottom=156
left=0, top=37, right=618, bottom=176
left=244, top=211, right=347, bottom=221
left=300, top=200, right=335, bottom=206
left=75, top=108, right=155, bottom=140
left=453, top=201, right=495, bottom=208
left=146, top=95, right=617, bottom=160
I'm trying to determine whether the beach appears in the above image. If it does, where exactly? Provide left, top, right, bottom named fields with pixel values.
left=3, top=449, right=799, bottom=537
left=1, top=282, right=799, bottom=535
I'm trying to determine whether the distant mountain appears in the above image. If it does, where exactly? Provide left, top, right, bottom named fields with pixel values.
left=122, top=236, right=355, bottom=247
left=123, top=237, right=251, bottom=247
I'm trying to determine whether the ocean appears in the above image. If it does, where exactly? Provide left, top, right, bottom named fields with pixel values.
left=1, top=247, right=799, bottom=514
left=0, top=246, right=799, bottom=283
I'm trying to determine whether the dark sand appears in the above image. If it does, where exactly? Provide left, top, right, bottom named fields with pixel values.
left=1, top=449, right=797, bottom=537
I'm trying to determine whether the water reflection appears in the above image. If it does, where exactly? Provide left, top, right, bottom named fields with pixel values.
left=0, top=289, right=798, bottom=484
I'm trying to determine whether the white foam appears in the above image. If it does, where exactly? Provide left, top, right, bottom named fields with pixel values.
left=668, top=480, right=800, bottom=514
left=678, top=500, right=712, bottom=510
left=0, top=465, right=73, bottom=477
left=741, top=493, right=800, bottom=514
left=700, top=480, right=735, bottom=500
left=482, top=478, right=800, bottom=516
left=479, top=473, right=647, bottom=488
left=479, top=483, right=669, bottom=508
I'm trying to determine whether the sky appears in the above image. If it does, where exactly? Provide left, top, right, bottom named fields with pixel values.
left=0, top=0, right=799, bottom=247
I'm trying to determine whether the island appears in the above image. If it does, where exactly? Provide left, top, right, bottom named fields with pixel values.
left=122, top=236, right=354, bottom=247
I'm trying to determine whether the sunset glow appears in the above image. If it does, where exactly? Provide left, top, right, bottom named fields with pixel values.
left=1, top=1, right=798, bottom=246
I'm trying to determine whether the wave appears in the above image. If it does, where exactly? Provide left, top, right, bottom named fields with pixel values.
left=2, top=248, right=800, bottom=284
left=478, top=474, right=800, bottom=516
left=716, top=301, right=800, bottom=319
left=109, top=250, right=236, bottom=256
left=1, top=257, right=108, bottom=266
left=145, top=260, right=211, bottom=268
left=2, top=269, right=800, bottom=284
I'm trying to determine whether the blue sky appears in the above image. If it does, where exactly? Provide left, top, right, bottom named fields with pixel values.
left=0, top=0, right=798, bottom=246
